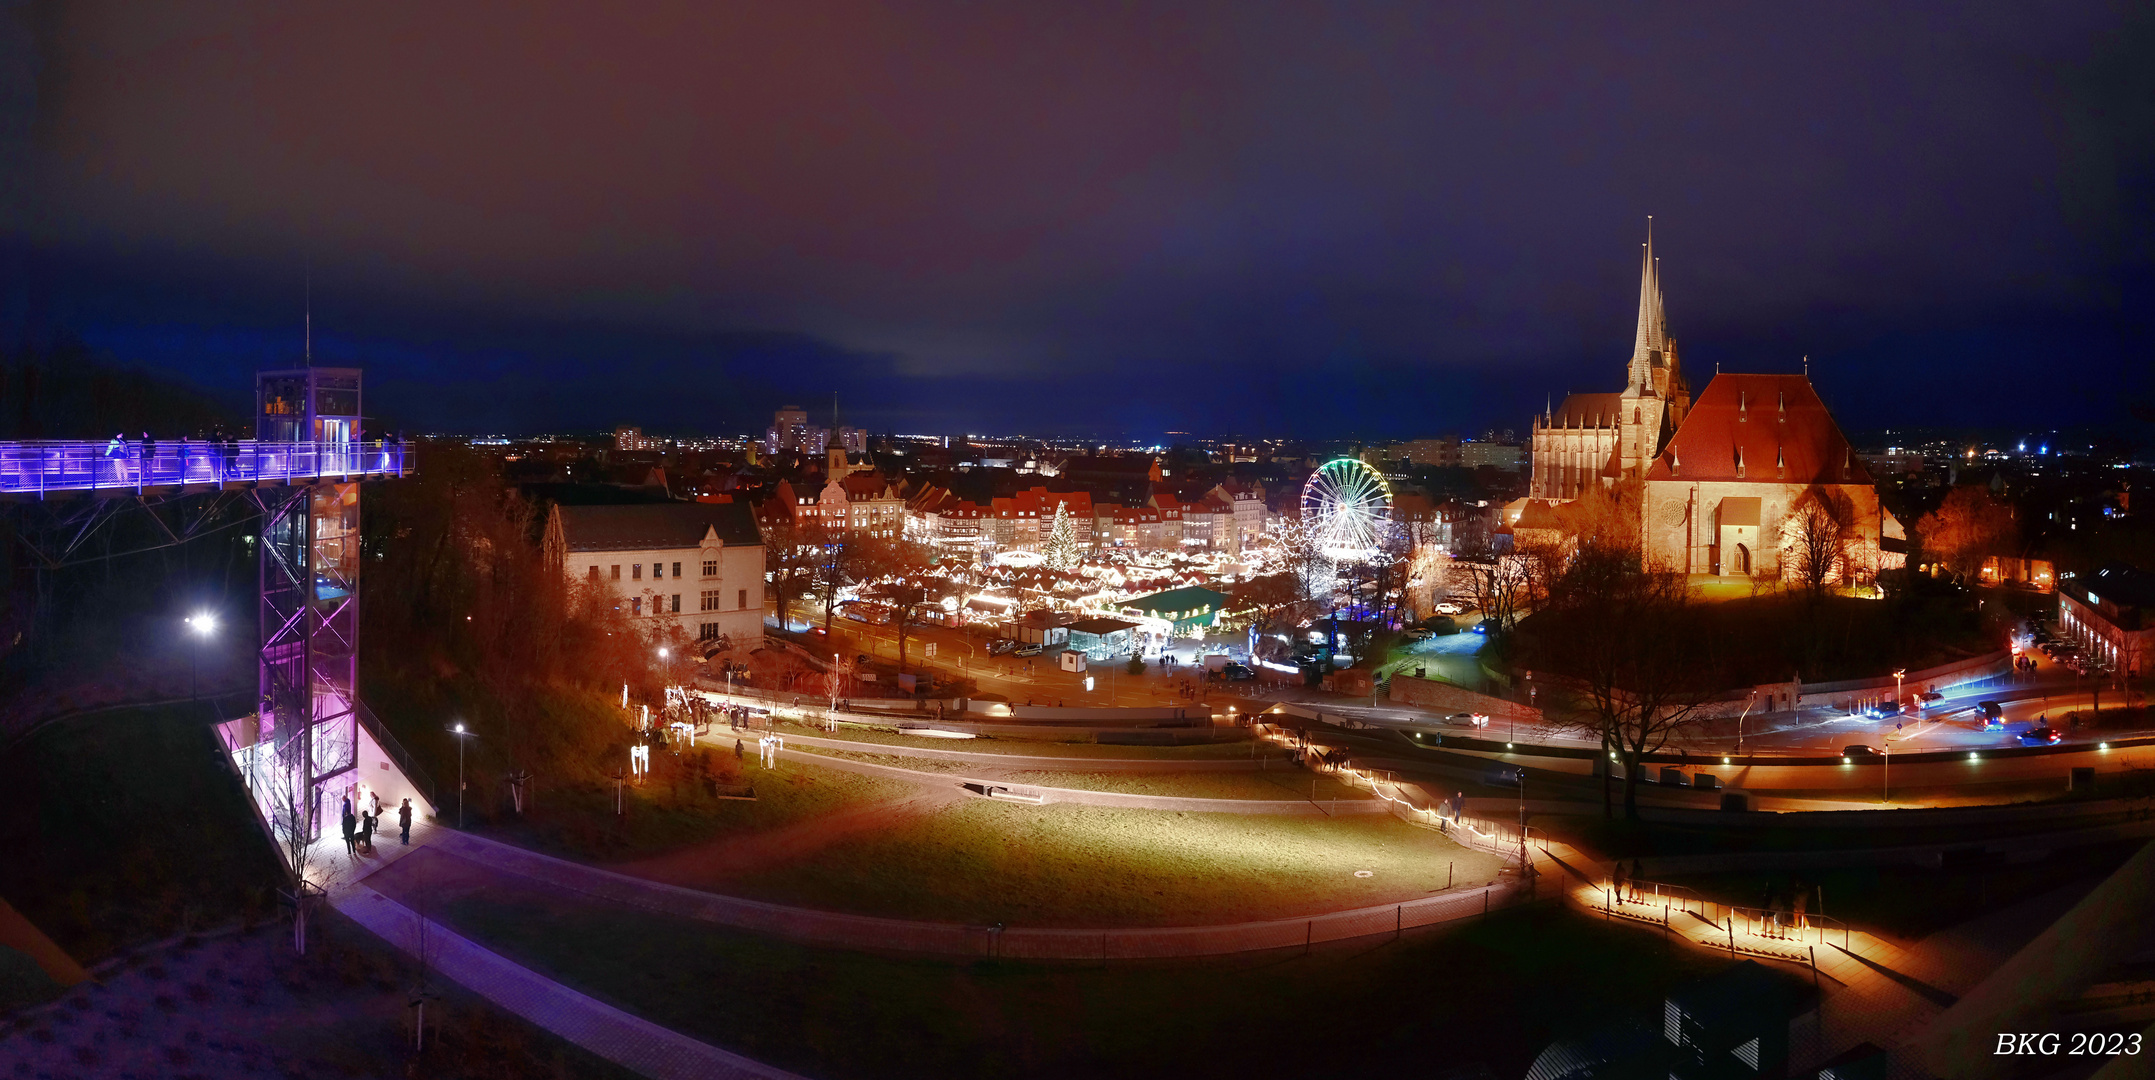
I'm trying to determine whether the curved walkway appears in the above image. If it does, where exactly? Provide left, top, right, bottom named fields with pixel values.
left=335, top=883, right=804, bottom=1080
left=434, top=829, right=1518, bottom=959
left=775, top=743, right=1390, bottom=816
left=765, top=728, right=1282, bottom=772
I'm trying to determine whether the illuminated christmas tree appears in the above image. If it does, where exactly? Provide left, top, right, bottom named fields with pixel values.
left=1042, top=500, right=1082, bottom=570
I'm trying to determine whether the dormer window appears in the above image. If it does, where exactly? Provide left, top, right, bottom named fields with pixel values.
left=1735, top=446, right=1745, bottom=477
left=1671, top=447, right=1681, bottom=475
left=1778, top=391, right=1786, bottom=416
left=1776, top=445, right=1785, bottom=468
left=1739, top=392, right=1748, bottom=422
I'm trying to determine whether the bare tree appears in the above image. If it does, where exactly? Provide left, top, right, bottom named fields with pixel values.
left=1781, top=487, right=1855, bottom=599
left=759, top=516, right=823, bottom=630
left=1537, top=542, right=1722, bottom=818
left=261, top=736, right=319, bottom=953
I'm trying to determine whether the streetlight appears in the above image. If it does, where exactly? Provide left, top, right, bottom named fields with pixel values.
left=1893, top=668, right=1906, bottom=716
left=1735, top=691, right=1758, bottom=755
left=185, top=611, right=217, bottom=699
left=448, top=722, right=473, bottom=829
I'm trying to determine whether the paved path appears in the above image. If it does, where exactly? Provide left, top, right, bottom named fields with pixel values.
left=776, top=743, right=1390, bottom=815
left=333, top=882, right=806, bottom=1080
left=313, top=817, right=802, bottom=1080
left=751, top=727, right=1284, bottom=772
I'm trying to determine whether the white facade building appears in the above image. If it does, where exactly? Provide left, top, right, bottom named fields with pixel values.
left=545, top=502, right=766, bottom=646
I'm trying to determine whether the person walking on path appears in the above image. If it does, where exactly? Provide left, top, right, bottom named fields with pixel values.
left=1611, top=862, right=1626, bottom=906
left=735, top=738, right=745, bottom=763
left=398, top=799, right=412, bottom=845
left=359, top=811, right=376, bottom=854
left=342, top=809, right=358, bottom=855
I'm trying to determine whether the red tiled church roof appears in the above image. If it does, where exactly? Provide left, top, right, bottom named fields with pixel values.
left=1646, top=373, right=1871, bottom=486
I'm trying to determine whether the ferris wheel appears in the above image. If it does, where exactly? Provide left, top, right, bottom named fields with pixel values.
left=1300, top=457, right=1393, bottom=561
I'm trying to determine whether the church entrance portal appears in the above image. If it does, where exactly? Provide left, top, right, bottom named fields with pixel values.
left=1734, top=543, right=1752, bottom=575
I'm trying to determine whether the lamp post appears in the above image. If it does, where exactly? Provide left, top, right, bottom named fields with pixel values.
left=448, top=723, right=472, bottom=829
left=1893, top=668, right=1906, bottom=717
left=1736, top=691, right=1758, bottom=755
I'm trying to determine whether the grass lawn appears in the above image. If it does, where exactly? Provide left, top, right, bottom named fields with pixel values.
left=471, top=755, right=920, bottom=863
left=372, top=851, right=1774, bottom=1080
left=718, top=799, right=1501, bottom=926
left=0, top=703, right=285, bottom=968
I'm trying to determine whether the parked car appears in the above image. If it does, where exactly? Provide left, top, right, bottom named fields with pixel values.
left=1404, top=628, right=1433, bottom=641
left=1434, top=601, right=1465, bottom=616
left=1221, top=663, right=1256, bottom=681
left=2019, top=726, right=2061, bottom=746
left=988, top=638, right=1018, bottom=656
left=1014, top=643, right=1043, bottom=657
left=1919, top=691, right=1945, bottom=703
left=1842, top=744, right=1882, bottom=759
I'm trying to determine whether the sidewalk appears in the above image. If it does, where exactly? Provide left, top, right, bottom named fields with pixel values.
left=334, top=883, right=806, bottom=1080
left=315, top=818, right=801, bottom=1080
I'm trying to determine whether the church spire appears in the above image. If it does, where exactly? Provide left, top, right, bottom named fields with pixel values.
left=1628, top=217, right=1659, bottom=390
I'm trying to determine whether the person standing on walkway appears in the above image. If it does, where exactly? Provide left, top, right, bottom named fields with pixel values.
left=735, top=738, right=745, bottom=763
left=398, top=798, right=412, bottom=845
left=359, top=811, right=375, bottom=853
left=342, top=808, right=358, bottom=855
left=1611, top=862, right=1626, bottom=906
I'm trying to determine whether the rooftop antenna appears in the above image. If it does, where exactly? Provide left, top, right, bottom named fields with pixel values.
left=304, top=263, right=313, bottom=366
left=1803, top=354, right=1809, bottom=377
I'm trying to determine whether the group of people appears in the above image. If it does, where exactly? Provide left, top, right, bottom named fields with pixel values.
left=340, top=792, right=415, bottom=856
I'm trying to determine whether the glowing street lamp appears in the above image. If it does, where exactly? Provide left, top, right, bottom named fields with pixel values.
left=448, top=722, right=473, bottom=829
left=184, top=611, right=217, bottom=699
left=1893, top=668, right=1906, bottom=715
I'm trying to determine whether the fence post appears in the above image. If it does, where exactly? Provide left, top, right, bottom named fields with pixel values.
left=1727, top=922, right=1737, bottom=958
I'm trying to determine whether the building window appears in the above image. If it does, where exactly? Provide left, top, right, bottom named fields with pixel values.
left=587, top=565, right=600, bottom=581
left=610, top=565, right=621, bottom=580
left=672, top=594, right=682, bottom=613
left=632, top=597, right=642, bottom=615
left=703, top=559, right=718, bottom=577
left=633, top=564, right=642, bottom=580
left=738, top=589, right=748, bottom=610
left=653, top=562, right=663, bottom=579
left=672, top=561, right=682, bottom=578
left=699, top=622, right=721, bottom=641
left=701, top=590, right=721, bottom=611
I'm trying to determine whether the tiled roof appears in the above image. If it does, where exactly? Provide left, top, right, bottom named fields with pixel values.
left=1547, top=392, right=1624, bottom=429
left=1647, top=374, right=1871, bottom=486
left=555, top=502, right=762, bottom=552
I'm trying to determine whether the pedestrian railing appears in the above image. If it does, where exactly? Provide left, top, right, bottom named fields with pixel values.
left=354, top=699, right=439, bottom=812
left=0, top=438, right=412, bottom=495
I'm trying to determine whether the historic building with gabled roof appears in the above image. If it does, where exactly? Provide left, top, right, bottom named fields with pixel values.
left=1640, top=372, right=1905, bottom=581
left=1529, top=221, right=1691, bottom=501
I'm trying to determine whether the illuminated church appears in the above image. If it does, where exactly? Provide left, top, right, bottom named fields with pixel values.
left=1529, top=224, right=1905, bottom=582
left=1528, top=222, right=1690, bottom=501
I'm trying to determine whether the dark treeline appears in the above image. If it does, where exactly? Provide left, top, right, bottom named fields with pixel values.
left=0, top=339, right=240, bottom=440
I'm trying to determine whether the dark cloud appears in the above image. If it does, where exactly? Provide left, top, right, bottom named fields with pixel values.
left=1, top=1, right=2148, bottom=437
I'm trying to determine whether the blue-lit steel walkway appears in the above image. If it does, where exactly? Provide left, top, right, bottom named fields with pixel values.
left=0, top=439, right=411, bottom=497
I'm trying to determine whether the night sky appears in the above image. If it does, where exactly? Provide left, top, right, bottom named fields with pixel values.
left=1, top=2, right=2150, bottom=440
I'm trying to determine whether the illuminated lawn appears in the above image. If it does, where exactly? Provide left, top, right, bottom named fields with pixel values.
left=474, top=756, right=921, bottom=862
left=716, top=799, right=1501, bottom=926
left=370, top=851, right=1749, bottom=1080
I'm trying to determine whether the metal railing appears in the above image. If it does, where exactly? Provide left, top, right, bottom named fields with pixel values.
left=353, top=699, right=439, bottom=812
left=0, top=438, right=412, bottom=494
